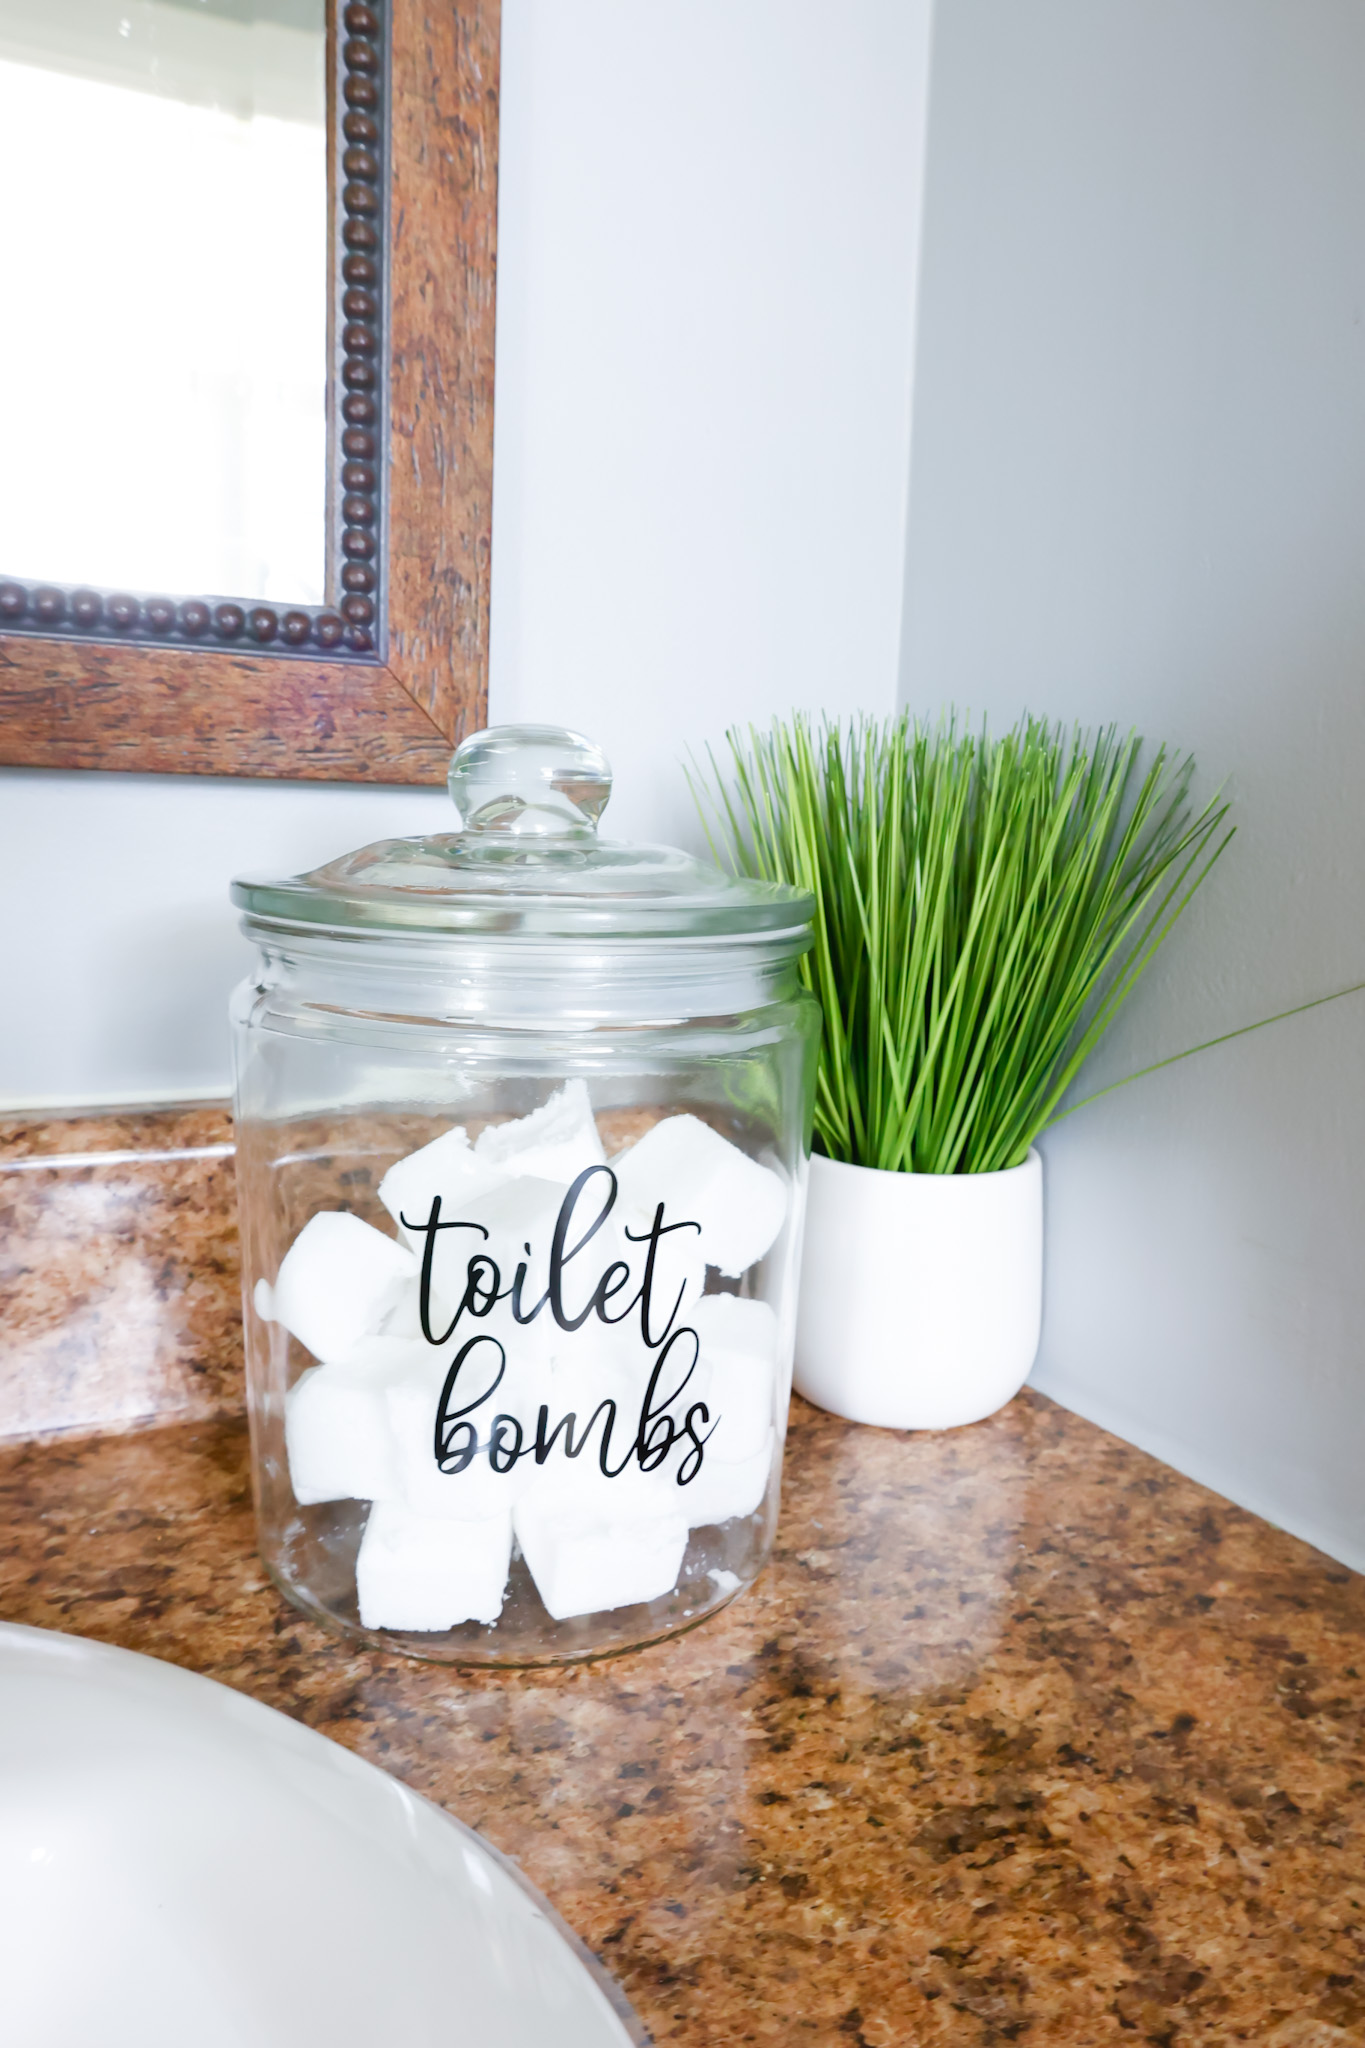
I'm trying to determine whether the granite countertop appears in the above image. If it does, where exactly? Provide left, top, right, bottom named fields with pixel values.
left=3, top=1391, right=1364, bottom=2045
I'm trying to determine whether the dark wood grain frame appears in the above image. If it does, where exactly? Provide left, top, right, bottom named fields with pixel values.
left=0, top=0, right=498, bottom=785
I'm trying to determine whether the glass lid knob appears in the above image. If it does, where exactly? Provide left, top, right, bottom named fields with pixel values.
left=447, top=724, right=613, bottom=840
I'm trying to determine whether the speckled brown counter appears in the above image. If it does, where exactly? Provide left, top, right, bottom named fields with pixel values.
left=0, top=1103, right=240, bottom=1439
left=2, top=1396, right=1363, bottom=2044
left=1, top=1108, right=1363, bottom=2043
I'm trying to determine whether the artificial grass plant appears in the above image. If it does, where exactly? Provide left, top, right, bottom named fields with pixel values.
left=693, top=713, right=1233, bottom=1175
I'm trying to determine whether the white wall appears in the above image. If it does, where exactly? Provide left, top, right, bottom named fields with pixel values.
left=0, top=0, right=930, bottom=1108
left=490, top=0, right=930, bottom=844
left=901, top=0, right=1365, bottom=1567
left=0, top=772, right=450, bottom=1106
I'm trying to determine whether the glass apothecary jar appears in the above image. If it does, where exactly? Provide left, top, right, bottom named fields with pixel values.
left=230, top=725, right=819, bottom=1666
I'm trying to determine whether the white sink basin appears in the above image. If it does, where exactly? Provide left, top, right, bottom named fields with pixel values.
left=0, top=1622, right=642, bottom=2047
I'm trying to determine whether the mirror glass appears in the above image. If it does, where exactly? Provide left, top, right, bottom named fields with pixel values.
left=0, top=0, right=326, bottom=604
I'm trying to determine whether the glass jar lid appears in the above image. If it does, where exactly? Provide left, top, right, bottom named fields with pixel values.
left=232, top=724, right=814, bottom=944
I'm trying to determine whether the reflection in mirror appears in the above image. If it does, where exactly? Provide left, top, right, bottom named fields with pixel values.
left=0, top=0, right=326, bottom=603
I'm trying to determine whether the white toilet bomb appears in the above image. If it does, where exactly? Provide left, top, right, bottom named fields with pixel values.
left=386, top=1343, right=551, bottom=1522
left=525, top=1423, right=688, bottom=1527
left=697, top=1356, right=774, bottom=1465
left=689, top=1294, right=780, bottom=1464
left=379, top=1084, right=614, bottom=1320
left=681, top=1429, right=776, bottom=1528
left=611, top=1114, right=788, bottom=1279
left=473, top=1078, right=606, bottom=1184
left=286, top=1362, right=399, bottom=1506
left=513, top=1493, right=688, bottom=1622
left=449, top=1174, right=587, bottom=1328
left=268, top=1210, right=418, bottom=1364
left=283, top=1335, right=431, bottom=1506
left=543, top=1314, right=650, bottom=1421
left=356, top=1502, right=513, bottom=1630
left=377, top=1123, right=510, bottom=1247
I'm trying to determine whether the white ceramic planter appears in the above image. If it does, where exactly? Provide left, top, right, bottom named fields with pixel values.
left=794, top=1150, right=1043, bottom=1430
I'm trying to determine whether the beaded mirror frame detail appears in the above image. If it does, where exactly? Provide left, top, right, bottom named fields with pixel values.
left=0, top=0, right=498, bottom=785
left=0, top=8, right=387, bottom=662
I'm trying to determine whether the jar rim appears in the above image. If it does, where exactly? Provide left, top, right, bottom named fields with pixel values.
left=232, top=873, right=815, bottom=945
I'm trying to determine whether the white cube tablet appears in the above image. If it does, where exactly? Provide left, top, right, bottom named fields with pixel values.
left=616, top=1209, right=705, bottom=1342
left=514, top=1493, right=688, bottom=1621
left=474, top=1079, right=606, bottom=1184
left=373, top=1281, right=424, bottom=1341
left=522, top=1411, right=686, bottom=1522
left=611, top=1115, right=788, bottom=1278
left=355, top=1502, right=513, bottom=1630
left=386, top=1338, right=549, bottom=1521
left=377, top=1123, right=511, bottom=1246
left=285, top=1360, right=403, bottom=1506
left=387, top=1170, right=574, bottom=1337
left=453, top=1174, right=586, bottom=1325
left=268, top=1210, right=418, bottom=1364
left=680, top=1428, right=776, bottom=1529
left=689, top=1293, right=780, bottom=1463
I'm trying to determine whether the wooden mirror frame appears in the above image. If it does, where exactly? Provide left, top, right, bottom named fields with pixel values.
left=0, top=0, right=498, bottom=786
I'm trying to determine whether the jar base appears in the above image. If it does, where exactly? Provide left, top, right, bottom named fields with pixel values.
left=261, top=1528, right=761, bottom=1670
